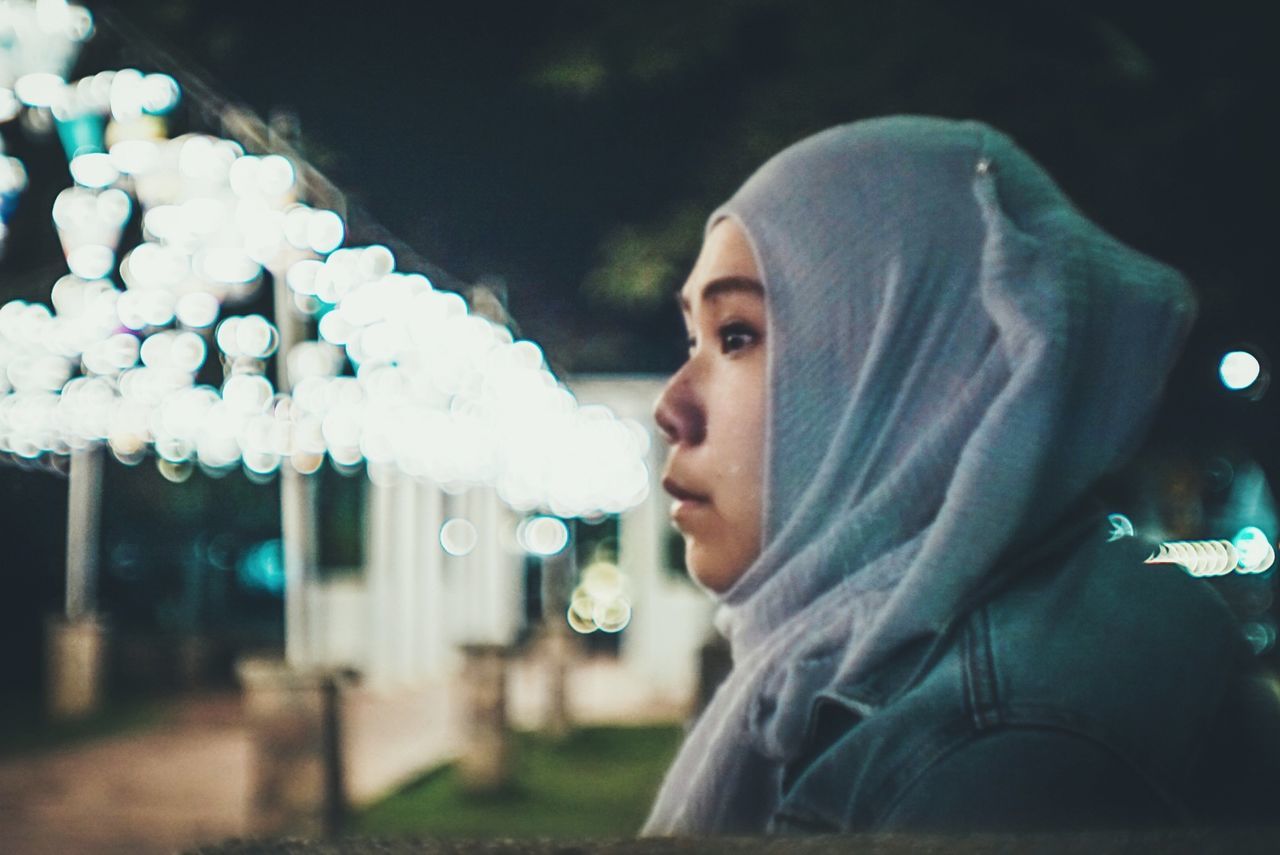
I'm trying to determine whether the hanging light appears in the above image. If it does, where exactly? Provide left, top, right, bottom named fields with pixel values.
left=6, top=1, right=95, bottom=109
left=52, top=186, right=131, bottom=279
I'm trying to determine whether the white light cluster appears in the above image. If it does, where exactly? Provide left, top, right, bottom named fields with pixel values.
left=517, top=515, right=570, bottom=556
left=567, top=561, right=632, bottom=634
left=52, top=186, right=130, bottom=278
left=284, top=243, right=650, bottom=516
left=1, top=49, right=651, bottom=519
left=1, top=0, right=94, bottom=115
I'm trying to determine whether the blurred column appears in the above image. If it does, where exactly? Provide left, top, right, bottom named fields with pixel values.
left=457, top=643, right=512, bottom=793
left=392, top=474, right=419, bottom=683
left=272, top=263, right=319, bottom=668
left=540, top=539, right=577, bottom=740
left=65, top=446, right=102, bottom=620
left=365, top=475, right=396, bottom=689
left=47, top=445, right=107, bottom=719
left=416, top=482, right=447, bottom=679
left=238, top=658, right=346, bottom=837
left=456, top=487, right=521, bottom=646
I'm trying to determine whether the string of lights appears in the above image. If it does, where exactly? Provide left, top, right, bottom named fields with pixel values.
left=0, top=0, right=650, bottom=520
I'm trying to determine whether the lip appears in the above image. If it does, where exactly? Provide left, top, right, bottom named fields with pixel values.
left=662, top=476, right=710, bottom=503
left=663, top=476, right=711, bottom=528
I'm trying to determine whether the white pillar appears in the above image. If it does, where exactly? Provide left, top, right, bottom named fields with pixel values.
left=281, top=467, right=318, bottom=667
left=392, top=475, right=419, bottom=684
left=416, top=482, right=447, bottom=678
left=453, top=488, right=519, bottom=646
left=65, top=445, right=103, bottom=620
left=365, top=475, right=397, bottom=688
left=273, top=266, right=319, bottom=669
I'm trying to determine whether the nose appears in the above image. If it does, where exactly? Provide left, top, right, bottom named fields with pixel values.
left=654, top=363, right=705, bottom=447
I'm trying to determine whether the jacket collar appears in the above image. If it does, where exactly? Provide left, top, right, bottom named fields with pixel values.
left=825, top=494, right=1108, bottom=717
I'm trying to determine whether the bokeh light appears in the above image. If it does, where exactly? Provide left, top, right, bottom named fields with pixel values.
left=1220, top=350, right=1263, bottom=393
left=566, top=561, right=633, bottom=633
left=440, top=518, right=478, bottom=556
left=1242, top=621, right=1277, bottom=656
left=0, top=54, right=649, bottom=523
left=1233, top=526, right=1277, bottom=575
left=518, top=515, right=570, bottom=556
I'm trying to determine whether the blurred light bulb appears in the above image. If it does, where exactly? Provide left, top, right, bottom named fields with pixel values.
left=440, top=518, right=478, bottom=556
left=307, top=209, right=344, bottom=254
left=1233, top=527, right=1277, bottom=574
left=175, top=292, right=220, bottom=329
left=68, top=151, right=118, bottom=189
left=592, top=597, right=632, bottom=633
left=1220, top=350, right=1262, bottom=391
left=519, top=515, right=570, bottom=556
left=15, top=73, right=66, bottom=108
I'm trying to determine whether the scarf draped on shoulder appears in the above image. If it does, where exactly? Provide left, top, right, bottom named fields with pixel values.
left=642, top=116, right=1195, bottom=834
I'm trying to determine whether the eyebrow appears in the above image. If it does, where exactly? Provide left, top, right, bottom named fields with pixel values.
left=677, top=276, right=765, bottom=312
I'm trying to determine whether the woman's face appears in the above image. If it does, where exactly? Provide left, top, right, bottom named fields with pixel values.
left=654, top=218, right=767, bottom=592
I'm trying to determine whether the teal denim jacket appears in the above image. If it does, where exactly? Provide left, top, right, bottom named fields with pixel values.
left=770, top=519, right=1280, bottom=832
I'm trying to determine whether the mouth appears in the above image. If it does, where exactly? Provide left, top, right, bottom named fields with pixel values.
left=662, top=477, right=711, bottom=527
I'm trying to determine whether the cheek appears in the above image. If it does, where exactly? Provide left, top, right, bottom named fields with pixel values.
left=716, top=393, right=767, bottom=479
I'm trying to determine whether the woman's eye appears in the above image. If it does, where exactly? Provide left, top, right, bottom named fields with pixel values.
left=718, top=322, right=759, bottom=354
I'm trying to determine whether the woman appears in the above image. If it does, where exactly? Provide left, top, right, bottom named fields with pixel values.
left=647, top=116, right=1279, bottom=833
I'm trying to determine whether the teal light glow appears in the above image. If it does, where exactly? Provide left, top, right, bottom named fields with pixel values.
left=237, top=539, right=285, bottom=594
left=1233, top=526, right=1276, bottom=574
left=1107, top=513, right=1134, bottom=542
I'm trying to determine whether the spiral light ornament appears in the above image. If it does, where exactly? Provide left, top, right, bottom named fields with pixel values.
left=1146, top=540, right=1241, bottom=578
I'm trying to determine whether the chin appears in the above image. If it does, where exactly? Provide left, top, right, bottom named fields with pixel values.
left=686, top=541, right=748, bottom=593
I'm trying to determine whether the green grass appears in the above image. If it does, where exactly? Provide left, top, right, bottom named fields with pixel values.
left=351, top=724, right=685, bottom=839
left=0, top=691, right=170, bottom=760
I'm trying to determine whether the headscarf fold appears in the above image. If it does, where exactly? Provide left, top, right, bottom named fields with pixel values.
left=643, top=117, right=1195, bottom=834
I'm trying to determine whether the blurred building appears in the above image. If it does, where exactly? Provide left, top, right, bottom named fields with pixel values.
left=304, top=374, right=714, bottom=726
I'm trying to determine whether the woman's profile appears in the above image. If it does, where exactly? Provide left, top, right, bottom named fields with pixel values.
left=645, top=116, right=1280, bottom=834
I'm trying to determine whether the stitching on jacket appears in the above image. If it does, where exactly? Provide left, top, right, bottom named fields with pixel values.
left=970, top=607, right=1001, bottom=728
left=961, top=618, right=979, bottom=725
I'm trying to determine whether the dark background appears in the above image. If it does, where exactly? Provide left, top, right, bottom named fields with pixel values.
left=2, top=0, right=1276, bottom=691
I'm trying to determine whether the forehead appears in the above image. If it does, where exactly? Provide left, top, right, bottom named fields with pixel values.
left=680, top=218, right=762, bottom=309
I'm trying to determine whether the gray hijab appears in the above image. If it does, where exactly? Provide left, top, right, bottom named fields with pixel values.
left=643, top=116, right=1196, bottom=834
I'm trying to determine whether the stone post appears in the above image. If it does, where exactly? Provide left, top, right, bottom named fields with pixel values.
left=541, top=624, right=573, bottom=742
left=540, top=545, right=576, bottom=741
left=44, top=615, right=106, bottom=720
left=237, top=658, right=346, bottom=837
left=458, top=643, right=512, bottom=794
left=49, top=445, right=107, bottom=720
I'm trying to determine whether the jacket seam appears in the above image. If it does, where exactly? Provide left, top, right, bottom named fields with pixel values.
left=963, top=607, right=1002, bottom=729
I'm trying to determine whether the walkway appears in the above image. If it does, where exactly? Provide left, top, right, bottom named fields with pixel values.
left=0, top=692, right=250, bottom=855
left=0, top=656, right=687, bottom=854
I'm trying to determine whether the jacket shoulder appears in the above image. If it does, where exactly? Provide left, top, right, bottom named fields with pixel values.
left=984, top=533, right=1245, bottom=781
left=773, top=531, right=1269, bottom=832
